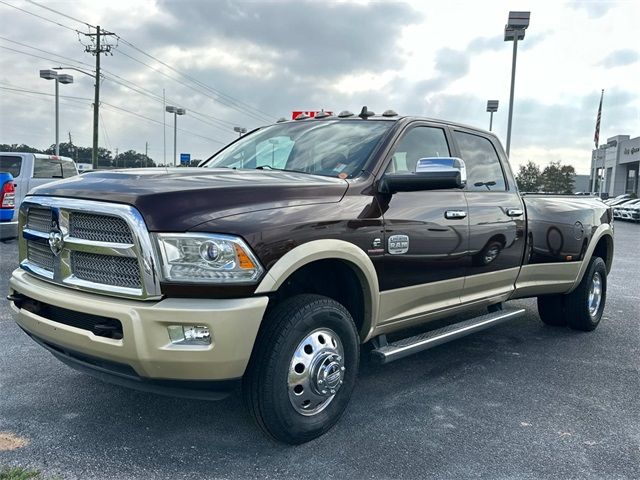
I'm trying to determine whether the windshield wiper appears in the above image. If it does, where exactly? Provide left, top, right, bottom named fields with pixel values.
left=255, top=165, right=275, bottom=170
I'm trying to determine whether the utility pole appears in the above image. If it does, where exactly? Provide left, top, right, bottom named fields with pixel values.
left=68, top=131, right=76, bottom=160
left=115, top=147, right=118, bottom=169
left=145, top=141, right=149, bottom=168
left=81, top=25, right=116, bottom=169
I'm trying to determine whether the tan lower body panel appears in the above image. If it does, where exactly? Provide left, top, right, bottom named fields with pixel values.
left=9, top=269, right=269, bottom=380
left=378, top=277, right=464, bottom=325
left=460, top=267, right=520, bottom=304
left=511, top=262, right=580, bottom=298
left=374, top=293, right=512, bottom=337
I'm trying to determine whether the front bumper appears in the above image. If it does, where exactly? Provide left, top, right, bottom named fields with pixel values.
left=9, top=269, right=269, bottom=397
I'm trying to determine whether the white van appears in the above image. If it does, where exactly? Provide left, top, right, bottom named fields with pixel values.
left=0, top=153, right=79, bottom=222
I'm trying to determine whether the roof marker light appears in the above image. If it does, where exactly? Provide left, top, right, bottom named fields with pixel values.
left=382, top=109, right=398, bottom=117
left=338, top=110, right=354, bottom=118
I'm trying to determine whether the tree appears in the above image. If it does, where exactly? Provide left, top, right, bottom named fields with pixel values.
left=0, top=143, right=42, bottom=153
left=541, top=161, right=576, bottom=194
left=516, top=161, right=542, bottom=192
left=114, top=150, right=156, bottom=168
left=44, top=143, right=113, bottom=167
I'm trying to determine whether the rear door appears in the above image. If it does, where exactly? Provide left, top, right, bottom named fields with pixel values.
left=377, top=123, right=469, bottom=324
left=0, top=154, right=26, bottom=220
left=451, top=129, right=526, bottom=303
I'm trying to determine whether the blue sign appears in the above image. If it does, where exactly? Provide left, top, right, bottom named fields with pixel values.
left=180, top=153, right=191, bottom=165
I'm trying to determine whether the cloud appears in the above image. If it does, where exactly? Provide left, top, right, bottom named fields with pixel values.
left=567, top=1, right=612, bottom=19
left=468, top=36, right=503, bottom=53
left=147, top=0, right=423, bottom=77
left=598, top=49, right=639, bottom=68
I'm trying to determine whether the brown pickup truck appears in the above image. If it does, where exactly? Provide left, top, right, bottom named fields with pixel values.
left=8, top=109, right=613, bottom=444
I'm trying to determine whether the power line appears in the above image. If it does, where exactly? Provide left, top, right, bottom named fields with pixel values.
left=98, top=111, right=113, bottom=152
left=0, top=84, right=93, bottom=102
left=0, top=40, right=235, bottom=137
left=0, top=84, right=225, bottom=146
left=114, top=49, right=270, bottom=123
left=0, top=36, right=95, bottom=69
left=0, top=0, right=79, bottom=32
left=3, top=1, right=274, bottom=124
left=24, top=0, right=94, bottom=29
left=116, top=38, right=275, bottom=122
left=100, top=102, right=225, bottom=145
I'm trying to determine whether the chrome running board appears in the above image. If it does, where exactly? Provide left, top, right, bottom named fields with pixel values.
left=371, top=307, right=526, bottom=364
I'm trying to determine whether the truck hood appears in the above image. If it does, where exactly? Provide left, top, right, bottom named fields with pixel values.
left=30, top=168, right=349, bottom=231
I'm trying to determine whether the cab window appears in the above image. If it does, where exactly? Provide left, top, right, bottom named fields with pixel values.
left=386, top=127, right=450, bottom=174
left=61, top=160, right=78, bottom=178
left=33, top=158, right=63, bottom=178
left=0, top=155, right=22, bottom=177
left=454, top=131, right=506, bottom=191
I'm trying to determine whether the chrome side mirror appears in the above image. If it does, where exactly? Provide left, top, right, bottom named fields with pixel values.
left=415, top=157, right=467, bottom=186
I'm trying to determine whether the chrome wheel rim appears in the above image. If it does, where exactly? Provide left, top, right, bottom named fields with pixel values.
left=588, top=272, right=603, bottom=318
left=288, top=328, right=345, bottom=416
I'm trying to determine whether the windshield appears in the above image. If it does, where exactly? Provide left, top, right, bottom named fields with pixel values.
left=203, top=120, right=393, bottom=178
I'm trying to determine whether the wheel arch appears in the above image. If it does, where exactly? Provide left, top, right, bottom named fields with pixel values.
left=568, top=224, right=614, bottom=293
left=255, top=240, right=380, bottom=342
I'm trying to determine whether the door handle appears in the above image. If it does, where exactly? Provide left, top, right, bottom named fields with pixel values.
left=506, top=208, right=524, bottom=217
left=445, top=210, right=467, bottom=220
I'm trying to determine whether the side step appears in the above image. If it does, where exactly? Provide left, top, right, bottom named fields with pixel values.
left=371, top=307, right=526, bottom=364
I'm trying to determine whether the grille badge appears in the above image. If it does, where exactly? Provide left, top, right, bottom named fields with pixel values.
left=48, top=230, right=64, bottom=256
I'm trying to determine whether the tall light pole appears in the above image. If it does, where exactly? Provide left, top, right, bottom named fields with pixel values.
left=486, top=100, right=499, bottom=131
left=166, top=106, right=186, bottom=166
left=39, top=70, right=73, bottom=156
left=504, top=11, right=530, bottom=157
left=233, top=126, right=247, bottom=137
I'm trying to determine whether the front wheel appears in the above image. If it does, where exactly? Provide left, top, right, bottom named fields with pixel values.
left=243, top=294, right=360, bottom=444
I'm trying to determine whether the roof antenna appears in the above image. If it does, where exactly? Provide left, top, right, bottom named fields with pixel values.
left=359, top=106, right=375, bottom=118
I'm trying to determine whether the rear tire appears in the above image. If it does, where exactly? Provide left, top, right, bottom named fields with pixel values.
left=243, top=294, right=359, bottom=444
left=565, top=256, right=607, bottom=331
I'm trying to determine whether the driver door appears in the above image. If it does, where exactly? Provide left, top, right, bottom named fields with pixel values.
left=377, top=124, right=469, bottom=325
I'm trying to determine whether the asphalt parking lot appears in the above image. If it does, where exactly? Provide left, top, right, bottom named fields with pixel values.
left=1, top=221, right=639, bottom=480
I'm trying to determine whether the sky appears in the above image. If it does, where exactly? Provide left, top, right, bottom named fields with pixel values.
left=0, top=0, right=639, bottom=173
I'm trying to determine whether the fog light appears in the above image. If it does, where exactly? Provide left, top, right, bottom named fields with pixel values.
left=167, top=325, right=211, bottom=345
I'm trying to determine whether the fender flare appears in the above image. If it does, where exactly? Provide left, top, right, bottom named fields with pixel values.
left=567, top=224, right=614, bottom=293
left=255, top=239, right=380, bottom=341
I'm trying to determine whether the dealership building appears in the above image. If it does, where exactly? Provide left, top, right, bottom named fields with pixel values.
left=590, top=134, right=640, bottom=196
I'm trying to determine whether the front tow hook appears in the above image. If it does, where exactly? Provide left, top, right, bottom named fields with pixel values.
left=7, top=293, right=26, bottom=309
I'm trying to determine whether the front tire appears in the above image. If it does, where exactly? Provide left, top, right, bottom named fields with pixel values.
left=243, top=294, right=360, bottom=444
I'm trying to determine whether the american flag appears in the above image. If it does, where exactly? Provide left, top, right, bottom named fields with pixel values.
left=594, top=89, right=604, bottom=148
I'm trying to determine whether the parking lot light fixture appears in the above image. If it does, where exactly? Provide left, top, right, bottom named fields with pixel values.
left=504, top=11, right=530, bottom=157
left=40, top=69, right=74, bottom=156
left=234, top=126, right=247, bottom=137
left=486, top=100, right=499, bottom=131
left=166, top=106, right=186, bottom=166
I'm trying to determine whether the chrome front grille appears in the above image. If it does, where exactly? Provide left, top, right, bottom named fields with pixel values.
left=19, top=196, right=161, bottom=300
left=71, top=252, right=141, bottom=289
left=69, top=212, right=134, bottom=244
left=27, top=240, right=55, bottom=271
left=27, top=207, right=52, bottom=232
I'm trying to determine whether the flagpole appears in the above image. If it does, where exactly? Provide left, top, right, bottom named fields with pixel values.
left=592, top=89, right=604, bottom=194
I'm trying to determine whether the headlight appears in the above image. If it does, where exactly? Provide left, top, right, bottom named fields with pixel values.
left=154, top=233, right=264, bottom=283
